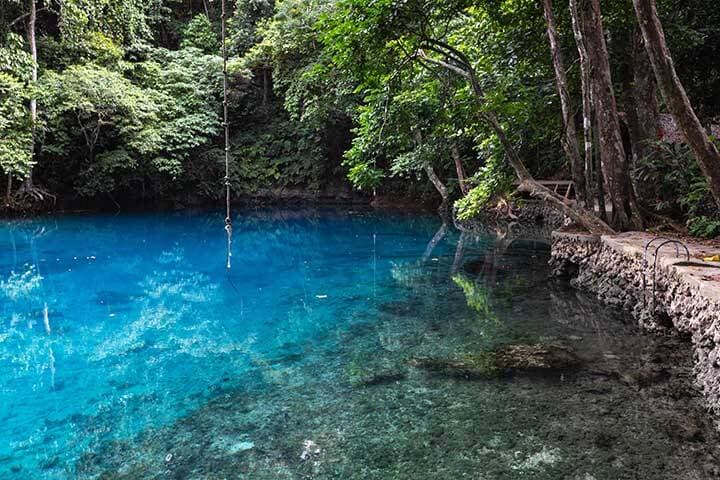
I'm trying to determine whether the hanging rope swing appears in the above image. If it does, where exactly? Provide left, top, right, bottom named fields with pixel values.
left=218, top=0, right=232, bottom=270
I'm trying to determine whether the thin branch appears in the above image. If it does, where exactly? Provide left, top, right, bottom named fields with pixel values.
left=423, top=38, right=475, bottom=70
left=417, top=43, right=469, bottom=72
left=416, top=51, right=471, bottom=79
left=10, top=7, right=48, bottom=28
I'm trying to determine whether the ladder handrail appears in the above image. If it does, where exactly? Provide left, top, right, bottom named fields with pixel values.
left=642, top=238, right=690, bottom=313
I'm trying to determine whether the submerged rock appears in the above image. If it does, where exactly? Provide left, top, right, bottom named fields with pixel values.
left=407, top=352, right=498, bottom=380
left=228, top=441, right=255, bottom=454
left=378, top=300, right=420, bottom=317
left=408, top=344, right=582, bottom=380
left=346, top=361, right=406, bottom=387
left=354, top=371, right=406, bottom=387
left=494, top=344, right=582, bottom=371
left=617, top=365, right=671, bottom=390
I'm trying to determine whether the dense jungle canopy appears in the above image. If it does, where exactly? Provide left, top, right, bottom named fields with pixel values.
left=1, top=0, right=720, bottom=236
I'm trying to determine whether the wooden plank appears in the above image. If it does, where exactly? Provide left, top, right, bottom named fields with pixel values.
left=511, top=180, right=576, bottom=199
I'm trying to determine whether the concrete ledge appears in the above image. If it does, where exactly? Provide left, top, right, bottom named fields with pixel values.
left=601, top=233, right=720, bottom=304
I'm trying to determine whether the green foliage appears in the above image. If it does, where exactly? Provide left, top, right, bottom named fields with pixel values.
left=40, top=52, right=221, bottom=196
left=76, top=148, right=138, bottom=197
left=58, top=0, right=153, bottom=46
left=455, top=154, right=514, bottom=220
left=225, top=0, right=356, bottom=195
left=323, top=0, right=559, bottom=204
left=347, top=162, right=384, bottom=191
left=41, top=63, right=157, bottom=193
left=180, top=14, right=218, bottom=54
left=0, top=32, right=33, bottom=77
left=133, top=47, right=223, bottom=178
left=1, top=0, right=348, bottom=204
left=85, top=31, right=125, bottom=66
left=243, top=0, right=354, bottom=127
left=229, top=117, right=326, bottom=193
left=687, top=216, right=720, bottom=239
left=0, top=33, right=34, bottom=179
left=0, top=72, right=33, bottom=178
left=656, top=0, right=720, bottom=117
left=341, top=61, right=472, bottom=197
left=52, top=0, right=156, bottom=68
left=0, top=0, right=565, bottom=209
left=229, top=0, right=275, bottom=55
left=186, top=108, right=329, bottom=199
left=634, top=142, right=714, bottom=217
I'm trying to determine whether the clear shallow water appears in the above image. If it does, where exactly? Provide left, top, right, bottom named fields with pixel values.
left=0, top=209, right=717, bottom=479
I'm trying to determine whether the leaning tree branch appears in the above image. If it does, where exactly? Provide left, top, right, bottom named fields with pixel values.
left=415, top=51, right=472, bottom=80
left=423, top=38, right=475, bottom=70
left=413, top=47, right=615, bottom=235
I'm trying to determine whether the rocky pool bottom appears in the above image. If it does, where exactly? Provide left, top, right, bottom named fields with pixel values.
left=79, top=244, right=720, bottom=479
left=551, top=231, right=720, bottom=424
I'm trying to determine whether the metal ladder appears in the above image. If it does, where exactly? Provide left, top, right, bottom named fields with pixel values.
left=642, top=237, right=690, bottom=313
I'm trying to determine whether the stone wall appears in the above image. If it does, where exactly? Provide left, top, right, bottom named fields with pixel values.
left=551, top=232, right=720, bottom=417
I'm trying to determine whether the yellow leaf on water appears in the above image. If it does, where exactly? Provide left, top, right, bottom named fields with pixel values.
left=703, top=255, right=720, bottom=262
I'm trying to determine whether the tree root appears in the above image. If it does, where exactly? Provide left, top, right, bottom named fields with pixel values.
left=15, top=183, right=57, bottom=208
left=516, top=180, right=615, bottom=235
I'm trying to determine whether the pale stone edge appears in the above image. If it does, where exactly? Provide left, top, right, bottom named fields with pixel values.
left=600, top=234, right=720, bottom=304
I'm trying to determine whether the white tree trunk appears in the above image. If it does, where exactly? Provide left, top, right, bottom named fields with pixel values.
left=569, top=0, right=594, bottom=205
left=542, top=0, right=586, bottom=203
left=25, top=0, right=37, bottom=188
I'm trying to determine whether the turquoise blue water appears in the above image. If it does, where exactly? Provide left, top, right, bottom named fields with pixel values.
left=0, top=209, right=716, bottom=479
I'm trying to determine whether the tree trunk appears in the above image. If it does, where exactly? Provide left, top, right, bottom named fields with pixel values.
left=579, top=0, right=643, bottom=230
left=622, top=28, right=660, bottom=204
left=413, top=130, right=449, bottom=212
left=569, top=0, right=594, bottom=203
left=627, top=28, right=660, bottom=163
left=18, top=0, right=38, bottom=195
left=594, top=111, right=608, bottom=221
left=451, top=143, right=468, bottom=195
left=542, top=0, right=586, bottom=204
left=423, top=163, right=448, bottom=204
left=262, top=68, right=269, bottom=107
left=5, top=174, right=11, bottom=206
left=633, top=0, right=720, bottom=209
left=26, top=0, right=37, bottom=188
